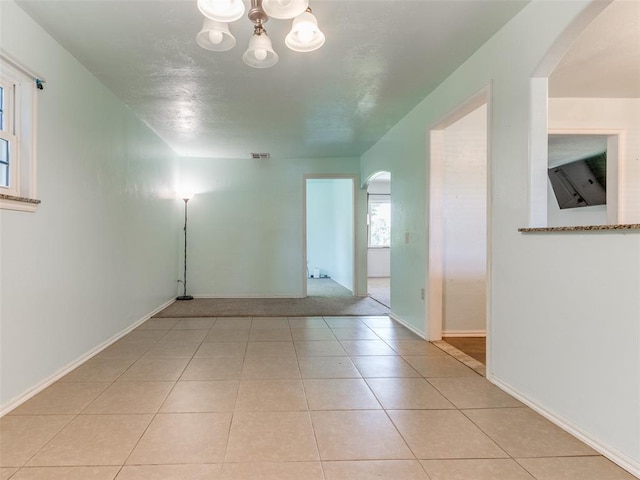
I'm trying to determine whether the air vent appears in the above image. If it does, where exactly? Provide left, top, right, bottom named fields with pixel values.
left=251, top=153, right=270, bottom=159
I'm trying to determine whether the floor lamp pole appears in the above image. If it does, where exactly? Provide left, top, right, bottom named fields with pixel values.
left=177, top=197, right=193, bottom=300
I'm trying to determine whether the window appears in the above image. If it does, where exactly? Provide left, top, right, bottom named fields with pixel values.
left=0, top=80, right=17, bottom=194
left=368, top=194, right=390, bottom=247
left=0, top=53, right=39, bottom=212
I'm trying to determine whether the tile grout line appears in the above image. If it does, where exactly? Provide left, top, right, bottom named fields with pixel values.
left=8, top=315, right=625, bottom=479
left=7, top=326, right=167, bottom=472
left=117, top=318, right=212, bottom=472
left=219, top=317, right=247, bottom=468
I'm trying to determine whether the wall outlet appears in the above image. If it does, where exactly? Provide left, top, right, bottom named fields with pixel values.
left=421, top=288, right=425, bottom=300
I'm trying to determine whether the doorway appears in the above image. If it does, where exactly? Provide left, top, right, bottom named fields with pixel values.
left=303, top=175, right=356, bottom=298
left=428, top=89, right=490, bottom=366
left=366, top=172, right=391, bottom=307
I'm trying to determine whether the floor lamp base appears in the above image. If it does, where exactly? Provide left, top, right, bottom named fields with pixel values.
left=176, top=295, right=194, bottom=301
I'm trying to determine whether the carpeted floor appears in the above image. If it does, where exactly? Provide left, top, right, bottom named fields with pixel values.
left=368, top=277, right=390, bottom=308
left=155, top=296, right=390, bottom=318
left=307, top=278, right=353, bottom=297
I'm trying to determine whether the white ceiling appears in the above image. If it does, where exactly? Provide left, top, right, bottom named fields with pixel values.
left=16, top=0, right=529, bottom=159
left=549, top=0, right=640, bottom=98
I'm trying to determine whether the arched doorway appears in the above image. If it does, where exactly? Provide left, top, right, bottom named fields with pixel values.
left=529, top=0, right=639, bottom=227
left=365, top=172, right=391, bottom=307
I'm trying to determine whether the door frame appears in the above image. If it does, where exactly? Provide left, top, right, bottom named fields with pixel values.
left=426, top=85, right=492, bottom=368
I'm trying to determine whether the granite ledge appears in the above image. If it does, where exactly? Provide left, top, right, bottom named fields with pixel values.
left=0, top=193, right=41, bottom=204
left=519, top=224, right=640, bottom=233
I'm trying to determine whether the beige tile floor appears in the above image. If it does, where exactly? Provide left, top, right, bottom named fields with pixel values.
left=1, top=315, right=636, bottom=480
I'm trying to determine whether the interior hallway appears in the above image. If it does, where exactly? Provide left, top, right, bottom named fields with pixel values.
left=0, top=315, right=633, bottom=480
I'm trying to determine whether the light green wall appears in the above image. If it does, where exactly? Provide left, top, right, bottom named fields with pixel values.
left=178, top=156, right=365, bottom=297
left=361, top=124, right=427, bottom=330
left=361, top=0, right=639, bottom=471
left=0, top=1, right=179, bottom=408
left=330, top=179, right=355, bottom=290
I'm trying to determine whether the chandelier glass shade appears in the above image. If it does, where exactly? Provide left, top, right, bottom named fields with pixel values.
left=197, top=0, right=245, bottom=23
left=242, top=26, right=279, bottom=68
left=262, top=0, right=308, bottom=19
left=196, top=18, right=236, bottom=51
left=196, top=0, right=324, bottom=68
left=285, top=9, right=324, bottom=52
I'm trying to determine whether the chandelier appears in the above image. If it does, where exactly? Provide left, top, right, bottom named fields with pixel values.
left=196, top=0, right=325, bottom=68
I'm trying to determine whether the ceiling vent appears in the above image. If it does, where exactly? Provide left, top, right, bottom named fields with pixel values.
left=251, top=153, right=270, bottom=159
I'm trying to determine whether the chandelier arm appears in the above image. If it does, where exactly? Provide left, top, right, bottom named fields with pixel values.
left=248, top=0, right=269, bottom=25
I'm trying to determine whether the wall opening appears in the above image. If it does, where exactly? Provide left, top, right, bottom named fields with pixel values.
left=365, top=171, right=391, bottom=308
left=303, top=175, right=356, bottom=298
left=427, top=88, right=491, bottom=368
left=529, top=0, right=638, bottom=227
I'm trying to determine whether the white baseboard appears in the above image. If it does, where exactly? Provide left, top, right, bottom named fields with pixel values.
left=192, top=294, right=375, bottom=300
left=442, top=329, right=486, bottom=337
left=389, top=312, right=426, bottom=339
left=193, top=294, right=305, bottom=299
left=488, top=374, right=640, bottom=478
left=0, top=297, right=176, bottom=417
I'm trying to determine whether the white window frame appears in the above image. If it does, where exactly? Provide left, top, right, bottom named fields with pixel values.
left=0, top=51, right=40, bottom=212
left=0, top=76, right=19, bottom=197
left=368, top=193, right=391, bottom=248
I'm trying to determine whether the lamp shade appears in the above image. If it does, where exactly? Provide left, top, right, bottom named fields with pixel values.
left=262, top=0, right=309, bottom=19
left=196, top=18, right=236, bottom=51
left=178, top=191, right=195, bottom=201
left=243, top=32, right=279, bottom=68
left=285, top=10, right=325, bottom=52
left=197, top=0, right=245, bottom=23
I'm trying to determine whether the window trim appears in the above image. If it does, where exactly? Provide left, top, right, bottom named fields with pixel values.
left=0, top=78, right=19, bottom=197
left=0, top=50, right=42, bottom=212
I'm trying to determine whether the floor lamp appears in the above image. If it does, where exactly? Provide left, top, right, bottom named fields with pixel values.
left=177, top=192, right=194, bottom=300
